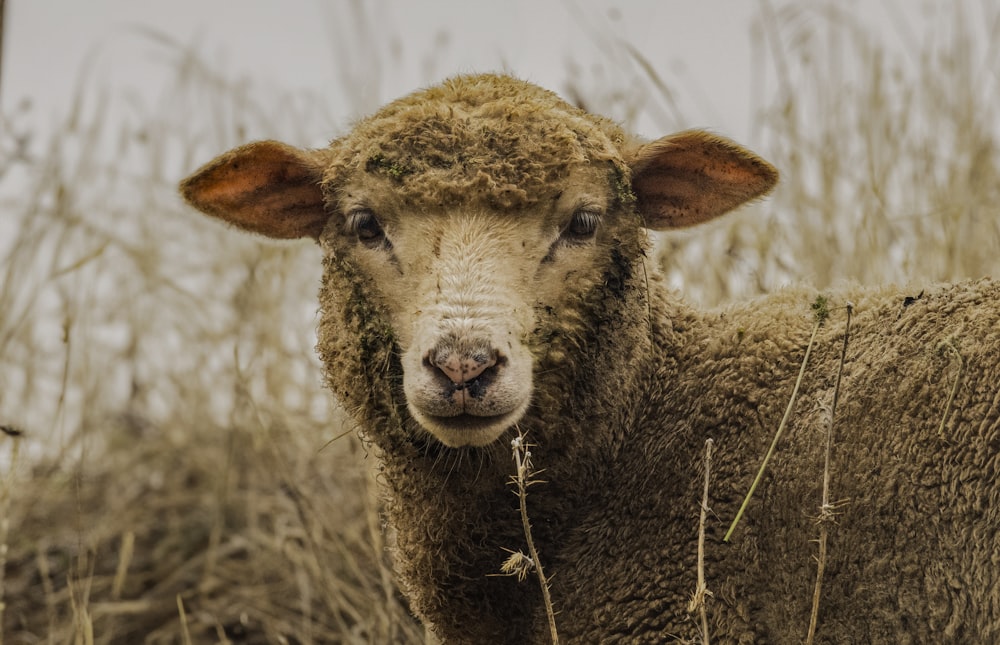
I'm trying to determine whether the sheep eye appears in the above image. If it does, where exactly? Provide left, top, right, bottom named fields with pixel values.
left=564, top=209, right=601, bottom=240
left=347, top=209, right=388, bottom=248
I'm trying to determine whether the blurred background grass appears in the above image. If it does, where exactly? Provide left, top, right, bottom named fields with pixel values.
left=2, top=1, right=999, bottom=643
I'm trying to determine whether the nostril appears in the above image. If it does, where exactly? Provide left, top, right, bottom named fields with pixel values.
left=426, top=346, right=499, bottom=385
left=467, top=352, right=497, bottom=380
left=436, top=355, right=465, bottom=384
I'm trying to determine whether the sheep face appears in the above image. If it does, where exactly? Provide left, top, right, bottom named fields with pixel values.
left=322, top=158, right=624, bottom=447
left=179, top=74, right=778, bottom=449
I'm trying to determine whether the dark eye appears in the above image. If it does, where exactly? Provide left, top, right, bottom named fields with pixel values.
left=564, top=209, right=601, bottom=240
left=347, top=209, right=388, bottom=248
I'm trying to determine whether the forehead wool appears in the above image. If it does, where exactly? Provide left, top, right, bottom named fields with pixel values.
left=324, top=74, right=631, bottom=210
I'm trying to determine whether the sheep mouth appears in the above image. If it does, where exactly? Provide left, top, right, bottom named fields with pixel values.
left=412, top=407, right=526, bottom=448
left=425, top=412, right=511, bottom=432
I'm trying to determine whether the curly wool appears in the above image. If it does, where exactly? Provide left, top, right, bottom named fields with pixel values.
left=322, top=75, right=630, bottom=211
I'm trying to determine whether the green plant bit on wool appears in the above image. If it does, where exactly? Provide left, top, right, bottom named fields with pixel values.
left=366, top=153, right=412, bottom=179
left=811, top=294, right=830, bottom=324
left=610, top=165, right=636, bottom=206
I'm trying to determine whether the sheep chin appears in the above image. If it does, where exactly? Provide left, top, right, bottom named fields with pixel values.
left=408, top=404, right=528, bottom=448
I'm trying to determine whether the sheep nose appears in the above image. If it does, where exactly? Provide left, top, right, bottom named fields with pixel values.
left=431, top=350, right=497, bottom=384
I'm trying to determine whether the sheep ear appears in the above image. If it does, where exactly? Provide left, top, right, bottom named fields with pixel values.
left=179, top=140, right=328, bottom=240
left=628, top=130, right=778, bottom=230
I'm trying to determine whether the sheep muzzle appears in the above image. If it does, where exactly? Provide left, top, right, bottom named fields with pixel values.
left=404, top=330, right=533, bottom=448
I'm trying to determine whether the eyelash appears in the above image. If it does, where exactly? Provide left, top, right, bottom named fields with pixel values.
left=560, top=209, right=601, bottom=243
left=346, top=209, right=390, bottom=249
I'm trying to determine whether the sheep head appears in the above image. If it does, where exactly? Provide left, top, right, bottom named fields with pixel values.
left=180, top=74, right=777, bottom=449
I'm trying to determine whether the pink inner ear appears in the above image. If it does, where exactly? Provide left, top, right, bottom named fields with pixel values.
left=630, top=131, right=778, bottom=231
left=180, top=141, right=328, bottom=240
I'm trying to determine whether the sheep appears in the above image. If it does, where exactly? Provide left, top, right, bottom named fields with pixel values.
left=180, top=73, right=1000, bottom=644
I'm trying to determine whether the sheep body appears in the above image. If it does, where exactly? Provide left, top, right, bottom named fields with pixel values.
left=180, top=74, right=1000, bottom=643
left=374, top=277, right=1000, bottom=644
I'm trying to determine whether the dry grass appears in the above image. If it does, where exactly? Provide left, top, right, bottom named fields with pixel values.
left=687, top=439, right=714, bottom=645
left=568, top=2, right=1000, bottom=307
left=723, top=296, right=826, bottom=543
left=0, top=37, right=422, bottom=645
left=2, top=2, right=1000, bottom=643
left=505, top=432, right=558, bottom=644
left=805, top=301, right=852, bottom=645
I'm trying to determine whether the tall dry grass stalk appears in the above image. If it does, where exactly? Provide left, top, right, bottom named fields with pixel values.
left=2, top=2, right=999, bottom=643
left=935, top=339, right=965, bottom=439
left=0, top=428, right=20, bottom=645
left=688, top=439, right=714, bottom=645
left=805, top=302, right=852, bottom=644
left=724, top=296, right=827, bottom=543
left=503, top=432, right=559, bottom=644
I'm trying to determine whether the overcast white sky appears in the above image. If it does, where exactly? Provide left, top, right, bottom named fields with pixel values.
left=2, top=0, right=922, bottom=146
